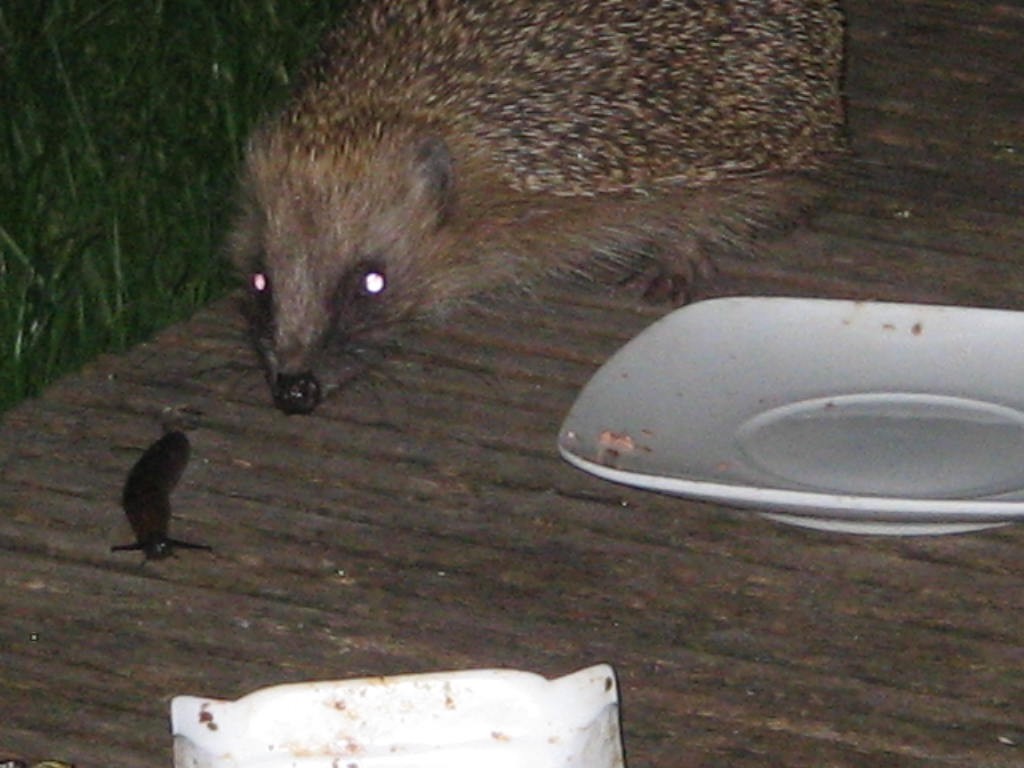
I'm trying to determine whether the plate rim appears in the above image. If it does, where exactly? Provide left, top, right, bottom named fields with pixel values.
left=558, top=294, right=1024, bottom=527
left=558, top=443, right=1024, bottom=522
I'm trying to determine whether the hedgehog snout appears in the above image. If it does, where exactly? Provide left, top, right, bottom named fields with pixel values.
left=273, top=371, right=322, bottom=414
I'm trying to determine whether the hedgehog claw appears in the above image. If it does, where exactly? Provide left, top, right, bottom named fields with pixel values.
left=635, top=252, right=717, bottom=306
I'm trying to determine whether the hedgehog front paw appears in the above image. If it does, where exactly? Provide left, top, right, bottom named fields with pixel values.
left=638, top=253, right=717, bottom=306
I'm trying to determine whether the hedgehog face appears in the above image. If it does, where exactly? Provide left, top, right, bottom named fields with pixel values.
left=232, top=129, right=457, bottom=414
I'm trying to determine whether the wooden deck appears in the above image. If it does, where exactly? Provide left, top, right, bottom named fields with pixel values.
left=1, top=0, right=1022, bottom=765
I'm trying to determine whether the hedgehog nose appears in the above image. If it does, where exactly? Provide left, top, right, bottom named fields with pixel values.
left=273, top=371, right=321, bottom=414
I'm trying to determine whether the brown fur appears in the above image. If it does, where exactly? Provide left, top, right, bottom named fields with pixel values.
left=231, top=0, right=846, bottom=412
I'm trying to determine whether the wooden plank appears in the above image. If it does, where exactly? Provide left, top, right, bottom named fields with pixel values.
left=1, top=0, right=1022, bottom=766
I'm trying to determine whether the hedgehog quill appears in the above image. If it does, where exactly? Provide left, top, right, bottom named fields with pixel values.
left=232, top=0, right=846, bottom=414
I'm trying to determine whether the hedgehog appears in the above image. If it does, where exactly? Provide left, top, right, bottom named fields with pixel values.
left=230, top=0, right=846, bottom=414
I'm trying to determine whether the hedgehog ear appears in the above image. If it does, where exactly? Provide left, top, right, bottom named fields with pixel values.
left=409, top=135, right=456, bottom=225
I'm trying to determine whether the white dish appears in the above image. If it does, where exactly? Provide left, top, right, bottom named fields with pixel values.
left=172, top=665, right=623, bottom=768
left=558, top=297, right=1024, bottom=535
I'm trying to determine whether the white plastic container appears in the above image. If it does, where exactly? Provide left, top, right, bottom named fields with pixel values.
left=171, top=664, right=624, bottom=768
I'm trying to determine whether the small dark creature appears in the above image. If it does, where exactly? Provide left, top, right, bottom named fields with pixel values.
left=111, top=430, right=210, bottom=560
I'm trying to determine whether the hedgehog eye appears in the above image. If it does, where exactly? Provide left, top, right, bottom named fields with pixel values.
left=355, top=262, right=387, bottom=299
left=334, top=260, right=388, bottom=317
left=249, top=271, right=274, bottom=327
left=362, top=270, right=386, bottom=296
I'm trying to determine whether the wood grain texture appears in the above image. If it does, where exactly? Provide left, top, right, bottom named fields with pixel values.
left=1, top=1, right=1022, bottom=766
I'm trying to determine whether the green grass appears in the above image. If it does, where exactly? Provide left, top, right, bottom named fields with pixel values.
left=0, top=0, right=344, bottom=412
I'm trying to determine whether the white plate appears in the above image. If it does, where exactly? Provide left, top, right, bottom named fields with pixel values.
left=172, top=665, right=623, bottom=768
left=558, top=297, right=1024, bottom=535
